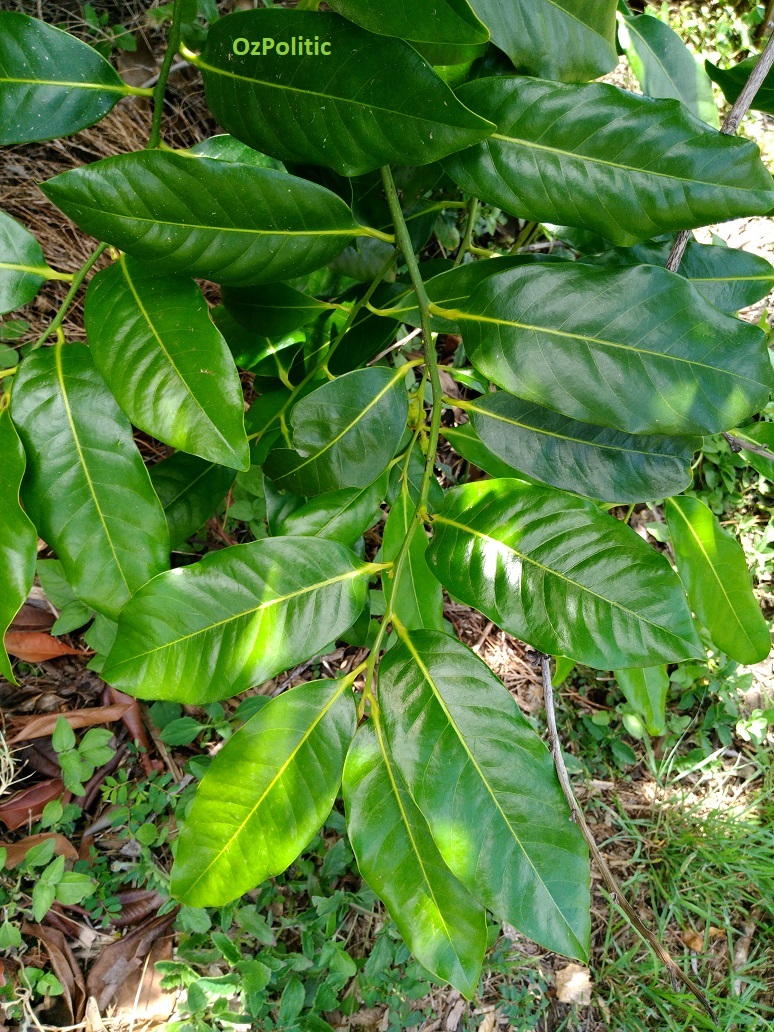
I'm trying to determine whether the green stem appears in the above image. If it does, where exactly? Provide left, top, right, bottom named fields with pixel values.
left=147, top=0, right=187, bottom=149
left=30, top=243, right=109, bottom=352
left=454, top=196, right=479, bottom=267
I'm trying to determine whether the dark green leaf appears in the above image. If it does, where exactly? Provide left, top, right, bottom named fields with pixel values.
left=0, top=210, right=55, bottom=316
left=0, top=12, right=133, bottom=144
left=275, top=470, right=388, bottom=546
left=0, top=406, right=37, bottom=683
left=264, top=367, right=409, bottom=496
left=387, top=447, right=445, bottom=513
left=382, top=484, right=444, bottom=631
left=427, top=479, right=703, bottom=668
left=190, top=134, right=287, bottom=170
left=445, top=77, right=774, bottom=246
left=343, top=721, right=486, bottom=998
left=380, top=628, right=590, bottom=959
left=442, top=423, right=534, bottom=481
left=172, top=678, right=355, bottom=905
left=40, top=152, right=367, bottom=286
left=85, top=255, right=249, bottom=470
left=11, top=344, right=169, bottom=620
left=327, top=0, right=488, bottom=45
left=196, top=10, right=494, bottom=176
left=149, top=451, right=236, bottom=551
left=221, top=283, right=333, bottom=340
left=468, top=0, right=617, bottom=81
left=666, top=495, right=770, bottom=665
left=468, top=392, right=698, bottom=502
left=614, top=666, right=669, bottom=736
left=452, top=262, right=771, bottom=436
left=706, top=56, right=774, bottom=116
left=620, top=13, right=718, bottom=127
left=102, top=538, right=378, bottom=703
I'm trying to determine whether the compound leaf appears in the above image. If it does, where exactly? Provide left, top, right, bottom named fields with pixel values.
left=427, top=479, right=702, bottom=668
left=149, top=452, right=236, bottom=551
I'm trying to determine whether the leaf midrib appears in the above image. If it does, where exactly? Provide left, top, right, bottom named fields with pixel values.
left=0, top=75, right=127, bottom=93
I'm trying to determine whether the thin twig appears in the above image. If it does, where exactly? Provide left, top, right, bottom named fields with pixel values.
left=666, top=31, right=774, bottom=272
left=147, top=0, right=186, bottom=148
left=723, top=431, right=774, bottom=461
left=540, top=655, right=718, bottom=1024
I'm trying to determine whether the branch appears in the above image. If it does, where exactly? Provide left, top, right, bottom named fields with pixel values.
left=723, top=431, right=774, bottom=461
left=540, top=655, right=718, bottom=1024
left=666, top=30, right=774, bottom=272
left=29, top=243, right=109, bottom=352
left=147, top=0, right=187, bottom=149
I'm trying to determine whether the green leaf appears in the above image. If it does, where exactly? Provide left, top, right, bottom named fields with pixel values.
left=149, top=451, right=236, bottom=551
left=161, top=716, right=207, bottom=746
left=264, top=367, right=409, bottom=496
left=614, top=666, right=669, bottom=737
left=190, top=134, right=287, bottom=171
left=32, top=882, right=56, bottom=923
left=51, top=600, right=93, bottom=636
left=445, top=77, right=774, bottom=246
left=102, top=538, right=377, bottom=703
left=0, top=407, right=36, bottom=684
left=442, top=423, right=534, bottom=482
left=195, top=10, right=494, bottom=177
left=467, top=392, right=698, bottom=502
left=343, top=721, right=486, bottom=998
left=468, top=0, right=616, bottom=81
left=275, top=471, right=388, bottom=547
left=36, top=559, right=78, bottom=610
left=382, top=486, right=444, bottom=632
left=427, top=479, right=703, bottom=668
left=665, top=496, right=770, bottom=665
left=40, top=152, right=366, bottom=287
left=326, top=0, right=488, bottom=45
left=380, top=628, right=590, bottom=959
left=451, top=262, right=771, bottom=436
left=0, top=209, right=55, bottom=316
left=11, top=344, right=169, bottom=621
left=706, top=56, right=774, bottom=116
left=85, top=255, right=249, bottom=470
left=735, top=422, right=774, bottom=483
left=619, top=13, right=719, bottom=127
left=52, top=715, right=76, bottom=753
left=0, top=12, right=133, bottom=144
left=172, top=678, right=355, bottom=905
left=55, top=871, right=95, bottom=905
left=221, top=283, right=333, bottom=340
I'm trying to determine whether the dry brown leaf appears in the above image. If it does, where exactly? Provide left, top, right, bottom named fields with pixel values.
left=4, top=630, right=84, bottom=663
left=109, top=687, right=158, bottom=776
left=84, top=996, right=106, bottom=1032
left=555, top=963, right=593, bottom=1005
left=9, top=703, right=131, bottom=744
left=680, top=929, right=705, bottom=952
left=0, top=832, right=77, bottom=868
left=22, top=920, right=86, bottom=1023
left=0, top=778, right=64, bottom=830
left=111, top=889, right=167, bottom=928
left=86, top=913, right=176, bottom=1019
left=477, top=1012, right=496, bottom=1032
left=10, top=604, right=55, bottom=631
left=446, top=997, right=466, bottom=1031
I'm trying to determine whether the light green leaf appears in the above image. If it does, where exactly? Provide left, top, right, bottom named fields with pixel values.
left=445, top=77, right=774, bottom=246
left=0, top=12, right=134, bottom=144
left=40, top=152, right=368, bottom=287
left=264, top=367, right=409, bottom=496
left=190, top=134, right=287, bottom=170
left=195, top=10, right=494, bottom=177
left=0, top=407, right=36, bottom=684
left=149, top=451, right=236, bottom=551
left=85, top=255, right=249, bottom=470
left=221, top=283, right=333, bottom=340
left=275, top=470, right=388, bottom=547
left=451, top=262, right=771, bottom=436
left=705, top=56, right=774, bottom=116
left=11, top=344, right=169, bottom=621
left=172, top=678, right=356, bottom=905
left=468, top=0, right=616, bottom=81
left=382, top=485, right=444, bottom=632
left=735, top=422, right=774, bottom=482
left=620, top=13, right=719, bottom=127
left=102, top=538, right=377, bottom=703
left=327, top=0, right=488, bottom=45
left=666, top=495, right=770, bottom=665
left=614, top=666, right=670, bottom=736
left=468, top=392, right=698, bottom=502
left=380, top=628, right=590, bottom=959
left=343, top=720, right=486, bottom=998
left=0, top=209, right=58, bottom=316
left=427, top=479, right=703, bottom=668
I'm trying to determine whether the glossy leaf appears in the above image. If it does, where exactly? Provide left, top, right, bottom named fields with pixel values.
left=0, top=12, right=133, bottom=145
left=327, top=0, right=488, bottom=45
left=264, top=367, right=409, bottom=496
left=0, top=407, right=37, bottom=684
left=735, top=422, right=774, bottom=482
left=11, top=344, right=169, bottom=621
left=0, top=210, right=56, bottom=316
left=382, top=487, right=444, bottom=632
left=666, top=496, right=770, bottom=665
left=427, top=479, right=702, bottom=668
left=149, top=452, right=236, bottom=551
left=196, top=10, right=494, bottom=177
left=40, top=152, right=366, bottom=287
left=443, top=424, right=534, bottom=482
left=620, top=13, right=718, bottom=127
left=172, top=678, right=355, bottom=906
left=85, top=255, right=249, bottom=470
left=468, top=392, right=698, bottom=502
left=221, top=283, right=332, bottom=340
left=275, top=471, right=388, bottom=547
left=468, top=0, right=616, bottom=81
left=380, top=629, right=590, bottom=959
left=452, top=262, right=771, bottom=436
left=102, top=538, right=377, bottom=703
left=706, top=56, right=774, bottom=116
left=343, top=721, right=486, bottom=998
left=614, top=666, right=670, bottom=737
left=445, top=77, right=774, bottom=246
left=190, top=134, right=287, bottom=170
